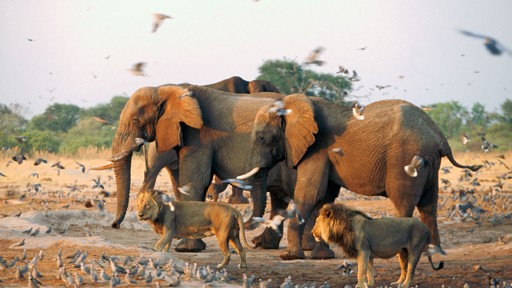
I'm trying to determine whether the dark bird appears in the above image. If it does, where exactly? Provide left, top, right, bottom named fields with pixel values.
left=29, top=172, right=39, bottom=178
left=460, top=29, right=512, bottom=56
left=348, top=70, right=360, bottom=82
left=441, top=167, right=451, bottom=174
left=33, top=158, right=48, bottom=166
left=0, top=171, right=5, bottom=177
left=76, top=162, right=86, bottom=173
left=92, top=177, right=104, bottom=189
left=304, top=46, right=325, bottom=66
left=152, top=13, right=172, bottom=33
left=352, top=102, right=364, bottom=120
left=128, top=62, right=147, bottom=76
left=14, top=135, right=27, bottom=143
left=404, top=155, right=424, bottom=177
left=12, top=154, right=27, bottom=164
left=216, top=179, right=253, bottom=190
left=51, top=161, right=65, bottom=169
left=336, top=65, right=349, bottom=74
left=375, top=85, right=391, bottom=91
left=481, top=136, right=498, bottom=152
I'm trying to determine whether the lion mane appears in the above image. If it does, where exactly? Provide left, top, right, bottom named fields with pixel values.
left=317, top=203, right=372, bottom=258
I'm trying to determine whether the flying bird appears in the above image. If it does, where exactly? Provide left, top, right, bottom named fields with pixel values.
left=304, top=46, right=325, bottom=66
left=481, top=136, right=498, bottom=152
left=12, top=154, right=27, bottom=164
left=268, top=100, right=291, bottom=116
left=76, top=162, right=86, bottom=173
left=348, top=70, right=360, bottom=82
left=128, top=62, right=147, bottom=76
left=252, top=215, right=286, bottom=236
left=33, top=158, right=48, bottom=166
left=51, top=161, right=65, bottom=169
left=404, top=155, right=424, bottom=177
left=152, top=13, right=172, bottom=33
left=459, top=29, right=512, bottom=56
left=352, top=102, right=364, bottom=120
left=461, top=134, right=471, bottom=145
left=216, top=179, right=253, bottom=190
left=336, top=65, right=349, bottom=74
left=14, top=135, right=27, bottom=143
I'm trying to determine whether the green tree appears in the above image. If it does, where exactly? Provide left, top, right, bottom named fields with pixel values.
left=80, top=95, right=128, bottom=123
left=426, top=101, right=468, bottom=139
left=257, top=59, right=351, bottom=102
left=23, top=129, right=61, bottom=153
left=59, top=117, right=117, bottom=154
left=0, top=104, right=28, bottom=150
left=29, top=103, right=81, bottom=132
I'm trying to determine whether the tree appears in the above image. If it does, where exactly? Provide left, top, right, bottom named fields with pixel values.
left=80, top=95, right=128, bottom=123
left=0, top=104, right=28, bottom=150
left=426, top=101, right=467, bottom=139
left=29, top=103, right=81, bottom=132
left=256, top=59, right=351, bottom=102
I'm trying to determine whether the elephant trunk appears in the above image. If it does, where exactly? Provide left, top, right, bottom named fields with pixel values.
left=245, top=169, right=268, bottom=230
left=112, top=155, right=133, bottom=228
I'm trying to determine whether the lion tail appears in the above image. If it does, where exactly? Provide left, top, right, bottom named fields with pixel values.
left=235, top=210, right=257, bottom=249
left=428, top=256, right=444, bottom=271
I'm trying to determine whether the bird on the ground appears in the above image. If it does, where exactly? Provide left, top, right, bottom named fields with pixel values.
left=12, top=238, right=25, bottom=247
left=441, top=167, right=451, bottom=174
left=124, top=272, right=137, bottom=284
left=33, top=158, right=47, bottom=166
left=336, top=260, right=354, bottom=275
left=243, top=273, right=255, bottom=288
left=404, top=155, right=424, bottom=177
left=459, top=29, right=512, bottom=56
left=110, top=258, right=127, bottom=274
left=29, top=227, right=40, bottom=237
left=352, top=102, right=364, bottom=120
left=304, top=46, right=325, bottom=66
left=152, top=13, right=172, bottom=33
left=22, top=227, right=33, bottom=234
left=128, top=62, right=146, bottom=76
left=29, top=172, right=38, bottom=178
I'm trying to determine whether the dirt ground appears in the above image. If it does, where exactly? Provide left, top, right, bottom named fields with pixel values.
left=0, top=151, right=511, bottom=287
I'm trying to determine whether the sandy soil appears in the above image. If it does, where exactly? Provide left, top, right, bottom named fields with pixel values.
left=0, top=151, right=511, bottom=287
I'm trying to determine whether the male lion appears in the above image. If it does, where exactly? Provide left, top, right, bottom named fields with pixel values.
left=312, top=203, right=443, bottom=288
left=136, top=189, right=255, bottom=269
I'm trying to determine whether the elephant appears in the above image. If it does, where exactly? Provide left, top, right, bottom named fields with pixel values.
left=140, top=76, right=281, bottom=205
left=239, top=96, right=482, bottom=260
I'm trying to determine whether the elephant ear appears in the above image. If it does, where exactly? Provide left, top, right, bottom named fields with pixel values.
left=283, top=94, right=318, bottom=168
left=155, top=86, right=203, bottom=153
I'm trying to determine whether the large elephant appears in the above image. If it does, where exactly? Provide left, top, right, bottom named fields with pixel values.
left=140, top=76, right=280, bottom=206
left=240, top=96, right=482, bottom=260
left=109, top=84, right=291, bottom=240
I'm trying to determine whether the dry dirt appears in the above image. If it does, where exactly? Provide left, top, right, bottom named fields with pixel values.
left=0, top=151, right=511, bottom=287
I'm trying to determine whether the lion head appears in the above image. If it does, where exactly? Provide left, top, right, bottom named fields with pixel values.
left=136, top=189, right=163, bottom=222
left=312, top=203, right=371, bottom=258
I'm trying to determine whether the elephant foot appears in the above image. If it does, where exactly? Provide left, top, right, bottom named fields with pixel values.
left=175, top=239, right=206, bottom=252
left=310, top=241, right=335, bottom=259
left=251, top=227, right=282, bottom=249
left=228, top=194, right=250, bottom=204
left=302, top=234, right=316, bottom=251
left=279, top=249, right=305, bottom=260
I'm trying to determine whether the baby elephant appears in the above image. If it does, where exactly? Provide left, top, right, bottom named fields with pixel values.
left=312, top=203, right=443, bottom=288
left=136, top=189, right=255, bottom=269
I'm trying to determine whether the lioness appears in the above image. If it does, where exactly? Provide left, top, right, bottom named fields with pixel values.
left=312, top=203, right=443, bottom=288
left=136, top=189, right=255, bottom=269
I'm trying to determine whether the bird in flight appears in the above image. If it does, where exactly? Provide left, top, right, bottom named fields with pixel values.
left=128, top=62, right=147, bottom=76
left=459, top=29, right=512, bottom=56
left=152, top=13, right=172, bottom=33
left=304, top=46, right=325, bottom=66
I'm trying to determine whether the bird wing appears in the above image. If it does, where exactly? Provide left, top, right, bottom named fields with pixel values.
left=459, top=29, right=489, bottom=39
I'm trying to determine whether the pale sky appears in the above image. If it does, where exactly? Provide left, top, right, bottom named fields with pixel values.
left=1, top=0, right=511, bottom=118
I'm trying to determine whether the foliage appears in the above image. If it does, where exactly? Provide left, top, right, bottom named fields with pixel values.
left=59, top=117, right=116, bottom=154
left=80, top=95, right=128, bottom=123
left=29, top=103, right=81, bottom=133
left=23, top=129, right=61, bottom=153
left=256, top=59, right=351, bottom=102
left=0, top=104, right=28, bottom=150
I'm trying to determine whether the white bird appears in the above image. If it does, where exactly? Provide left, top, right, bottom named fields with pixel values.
left=252, top=215, right=286, bottom=236
left=304, top=46, right=325, bottom=66
left=128, top=62, right=147, bottom=76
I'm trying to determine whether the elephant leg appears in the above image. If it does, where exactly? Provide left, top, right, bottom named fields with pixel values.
left=308, top=182, right=339, bottom=257
left=175, top=147, right=212, bottom=252
left=280, top=153, right=330, bottom=260
left=417, top=171, right=443, bottom=252
left=228, top=187, right=249, bottom=204
left=252, top=192, right=287, bottom=249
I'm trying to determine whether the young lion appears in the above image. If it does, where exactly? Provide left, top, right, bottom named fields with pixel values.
left=136, top=189, right=255, bottom=269
left=312, top=203, right=443, bottom=288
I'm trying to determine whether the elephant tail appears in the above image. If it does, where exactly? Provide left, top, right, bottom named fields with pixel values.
left=441, top=144, right=483, bottom=172
left=235, top=209, right=257, bottom=249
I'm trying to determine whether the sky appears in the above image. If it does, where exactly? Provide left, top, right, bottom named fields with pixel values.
left=1, top=0, right=511, bottom=118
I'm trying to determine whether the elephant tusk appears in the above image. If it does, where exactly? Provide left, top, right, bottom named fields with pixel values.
left=110, top=150, right=132, bottom=162
left=89, top=162, right=114, bottom=170
left=236, top=167, right=260, bottom=180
